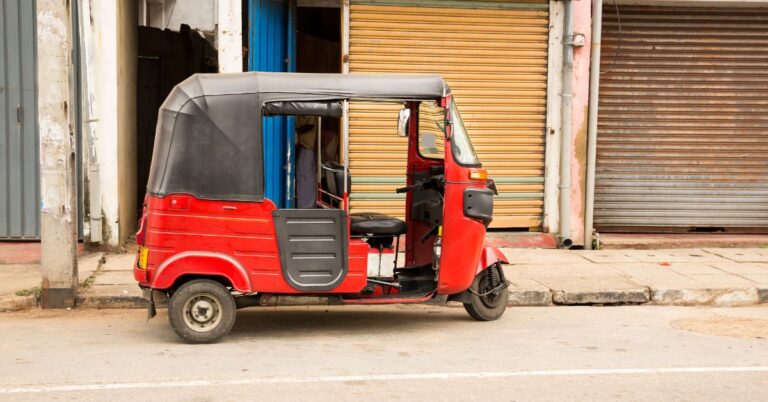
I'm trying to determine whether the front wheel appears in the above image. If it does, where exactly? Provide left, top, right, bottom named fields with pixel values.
left=168, top=279, right=237, bottom=343
left=463, top=264, right=509, bottom=321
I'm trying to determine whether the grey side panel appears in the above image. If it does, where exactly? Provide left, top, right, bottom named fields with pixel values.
left=273, top=209, right=349, bottom=292
left=1, top=0, right=39, bottom=239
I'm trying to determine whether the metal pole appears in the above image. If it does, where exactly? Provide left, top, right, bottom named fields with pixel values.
left=584, top=0, right=603, bottom=250
left=342, top=99, right=350, bottom=211
left=559, top=0, right=574, bottom=248
left=317, top=117, right=322, bottom=182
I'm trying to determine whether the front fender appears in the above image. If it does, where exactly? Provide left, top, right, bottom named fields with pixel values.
left=475, top=245, right=509, bottom=275
left=150, top=251, right=252, bottom=292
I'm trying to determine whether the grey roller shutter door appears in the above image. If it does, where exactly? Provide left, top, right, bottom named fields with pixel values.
left=1, top=0, right=39, bottom=239
left=595, top=6, right=768, bottom=231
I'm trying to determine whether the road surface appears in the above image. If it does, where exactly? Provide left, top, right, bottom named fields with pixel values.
left=1, top=305, right=767, bottom=401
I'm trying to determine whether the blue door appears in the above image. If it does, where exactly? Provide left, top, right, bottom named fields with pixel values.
left=248, top=0, right=296, bottom=208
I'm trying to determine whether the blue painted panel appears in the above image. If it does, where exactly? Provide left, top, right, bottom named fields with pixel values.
left=248, top=0, right=290, bottom=207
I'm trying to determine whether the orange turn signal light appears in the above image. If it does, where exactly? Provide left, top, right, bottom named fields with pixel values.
left=469, top=170, right=488, bottom=181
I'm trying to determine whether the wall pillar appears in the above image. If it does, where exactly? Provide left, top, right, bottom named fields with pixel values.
left=38, top=0, right=78, bottom=308
left=217, top=0, right=243, bottom=72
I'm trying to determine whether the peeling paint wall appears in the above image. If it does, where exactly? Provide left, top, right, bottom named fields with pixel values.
left=38, top=0, right=78, bottom=307
left=567, top=1, right=592, bottom=247
left=217, top=0, right=243, bottom=73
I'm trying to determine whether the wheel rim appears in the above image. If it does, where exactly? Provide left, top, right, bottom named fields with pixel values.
left=182, top=293, right=223, bottom=333
left=478, top=269, right=502, bottom=308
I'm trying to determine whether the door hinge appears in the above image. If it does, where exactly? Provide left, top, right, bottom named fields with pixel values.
left=16, top=105, right=23, bottom=126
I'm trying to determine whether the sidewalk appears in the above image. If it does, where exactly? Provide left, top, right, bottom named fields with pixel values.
left=0, top=252, right=103, bottom=311
left=504, top=248, right=768, bottom=307
left=3, top=248, right=768, bottom=311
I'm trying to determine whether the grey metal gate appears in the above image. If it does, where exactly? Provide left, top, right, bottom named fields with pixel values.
left=595, top=5, right=768, bottom=232
left=1, top=0, right=39, bottom=239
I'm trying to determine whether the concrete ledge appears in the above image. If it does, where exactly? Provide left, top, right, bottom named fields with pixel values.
left=652, top=288, right=760, bottom=307
left=552, top=288, right=651, bottom=305
left=77, top=295, right=147, bottom=309
left=0, top=294, right=37, bottom=312
left=508, top=289, right=553, bottom=306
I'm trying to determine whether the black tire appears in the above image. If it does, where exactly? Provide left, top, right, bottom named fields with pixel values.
left=463, top=265, right=509, bottom=321
left=168, top=279, right=237, bottom=344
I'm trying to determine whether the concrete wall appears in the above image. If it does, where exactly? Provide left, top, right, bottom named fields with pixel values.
left=118, top=0, right=139, bottom=244
left=86, top=0, right=138, bottom=246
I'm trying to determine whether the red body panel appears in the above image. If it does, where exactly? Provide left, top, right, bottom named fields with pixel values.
left=477, top=245, right=509, bottom=274
left=135, top=194, right=367, bottom=293
left=436, top=140, right=489, bottom=294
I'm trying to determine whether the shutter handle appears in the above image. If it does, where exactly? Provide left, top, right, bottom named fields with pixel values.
left=16, top=105, right=23, bottom=126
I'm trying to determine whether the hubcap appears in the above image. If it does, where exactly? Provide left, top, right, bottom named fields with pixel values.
left=182, top=293, right=223, bottom=333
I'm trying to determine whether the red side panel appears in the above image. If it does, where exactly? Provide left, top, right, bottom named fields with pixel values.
left=135, top=194, right=367, bottom=294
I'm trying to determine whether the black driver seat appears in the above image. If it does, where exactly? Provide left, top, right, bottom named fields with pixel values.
left=350, top=212, right=407, bottom=237
left=322, top=162, right=407, bottom=237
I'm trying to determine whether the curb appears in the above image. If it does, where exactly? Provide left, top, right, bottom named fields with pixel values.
left=508, top=289, right=553, bottom=306
left=552, top=288, right=651, bottom=305
left=651, top=288, right=762, bottom=307
left=76, top=295, right=147, bottom=309
left=0, top=294, right=37, bottom=312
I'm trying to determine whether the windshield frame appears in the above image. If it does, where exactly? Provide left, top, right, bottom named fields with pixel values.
left=447, top=99, right=481, bottom=167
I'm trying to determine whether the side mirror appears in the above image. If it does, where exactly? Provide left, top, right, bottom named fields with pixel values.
left=397, top=107, right=410, bottom=137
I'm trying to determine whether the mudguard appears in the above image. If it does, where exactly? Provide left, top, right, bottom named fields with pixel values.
left=150, top=251, right=252, bottom=292
left=475, top=244, right=509, bottom=274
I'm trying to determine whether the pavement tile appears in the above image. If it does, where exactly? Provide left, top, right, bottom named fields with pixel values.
left=78, top=252, right=104, bottom=283
left=508, top=263, right=620, bottom=278
left=736, top=274, right=768, bottom=286
left=93, top=270, right=136, bottom=286
left=707, top=263, right=768, bottom=276
left=621, top=249, right=728, bottom=264
left=666, top=263, right=729, bottom=276
left=101, top=253, right=136, bottom=271
left=572, top=250, right=642, bottom=264
left=688, top=274, right=760, bottom=288
left=610, top=264, right=701, bottom=288
left=703, top=248, right=768, bottom=263
left=501, top=249, right=591, bottom=265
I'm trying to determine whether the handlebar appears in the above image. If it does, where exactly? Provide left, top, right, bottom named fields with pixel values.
left=395, top=175, right=444, bottom=194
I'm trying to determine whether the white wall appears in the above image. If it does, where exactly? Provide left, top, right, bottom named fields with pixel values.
left=139, top=0, right=217, bottom=33
left=89, top=0, right=121, bottom=246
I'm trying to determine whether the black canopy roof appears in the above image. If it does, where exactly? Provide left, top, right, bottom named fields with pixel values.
left=147, top=72, right=450, bottom=202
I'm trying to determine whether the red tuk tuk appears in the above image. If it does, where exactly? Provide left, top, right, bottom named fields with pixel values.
left=135, top=73, right=509, bottom=343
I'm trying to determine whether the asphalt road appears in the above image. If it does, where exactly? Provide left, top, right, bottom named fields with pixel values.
left=1, top=305, right=767, bottom=401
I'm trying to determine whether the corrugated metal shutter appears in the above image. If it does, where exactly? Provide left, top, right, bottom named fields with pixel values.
left=595, top=6, right=768, bottom=231
left=1, top=0, right=39, bottom=239
left=348, top=0, right=549, bottom=228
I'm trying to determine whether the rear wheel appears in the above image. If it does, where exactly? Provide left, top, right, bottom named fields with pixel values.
left=168, top=279, right=237, bottom=343
left=463, top=264, right=509, bottom=321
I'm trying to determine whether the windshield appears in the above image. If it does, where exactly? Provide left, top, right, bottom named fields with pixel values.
left=449, top=100, right=480, bottom=166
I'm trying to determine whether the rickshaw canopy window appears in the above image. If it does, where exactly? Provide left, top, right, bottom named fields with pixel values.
left=147, top=72, right=450, bottom=202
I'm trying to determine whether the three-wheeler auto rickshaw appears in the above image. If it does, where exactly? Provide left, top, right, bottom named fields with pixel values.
left=134, top=72, right=509, bottom=343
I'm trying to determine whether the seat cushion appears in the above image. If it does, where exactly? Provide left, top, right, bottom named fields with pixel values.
left=350, top=212, right=407, bottom=236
